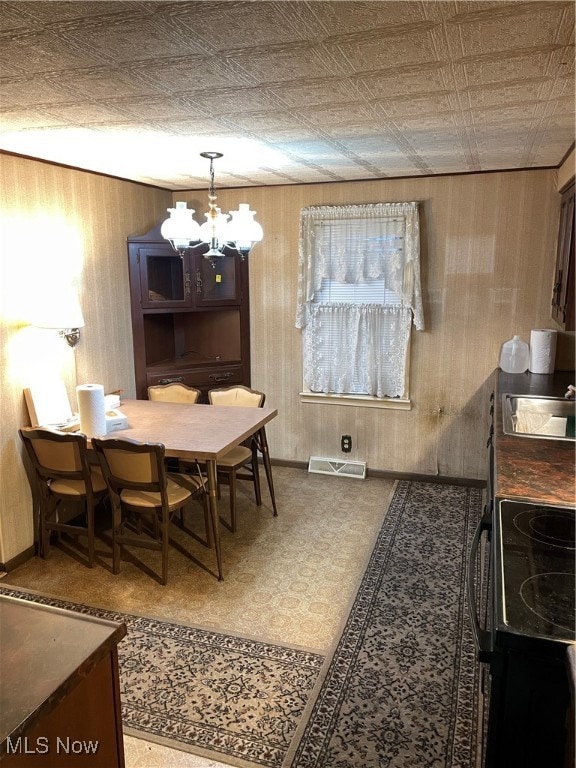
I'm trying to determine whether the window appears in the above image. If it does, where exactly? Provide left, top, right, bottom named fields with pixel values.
left=296, top=203, right=423, bottom=404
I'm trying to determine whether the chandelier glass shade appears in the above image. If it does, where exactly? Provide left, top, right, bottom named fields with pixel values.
left=228, top=204, right=264, bottom=252
left=160, top=152, right=263, bottom=259
left=160, top=202, right=200, bottom=252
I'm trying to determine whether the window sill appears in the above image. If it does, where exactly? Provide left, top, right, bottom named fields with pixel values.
left=299, top=391, right=412, bottom=410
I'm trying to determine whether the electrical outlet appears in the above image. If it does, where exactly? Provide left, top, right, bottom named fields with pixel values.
left=341, top=434, right=352, bottom=453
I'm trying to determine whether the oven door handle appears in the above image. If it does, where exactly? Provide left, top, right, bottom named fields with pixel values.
left=467, top=509, right=493, bottom=663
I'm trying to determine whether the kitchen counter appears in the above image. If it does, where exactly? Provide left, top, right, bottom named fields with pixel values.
left=0, top=595, right=127, bottom=766
left=494, top=369, right=575, bottom=507
left=480, top=370, right=575, bottom=768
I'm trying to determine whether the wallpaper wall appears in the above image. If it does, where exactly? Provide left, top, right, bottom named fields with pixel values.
left=0, top=153, right=171, bottom=564
left=189, top=169, right=567, bottom=474
left=1, top=152, right=571, bottom=565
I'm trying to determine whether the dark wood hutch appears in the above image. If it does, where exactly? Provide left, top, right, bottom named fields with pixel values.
left=127, top=219, right=251, bottom=401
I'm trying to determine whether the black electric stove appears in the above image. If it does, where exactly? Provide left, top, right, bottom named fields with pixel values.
left=479, top=499, right=576, bottom=768
left=497, top=500, right=575, bottom=644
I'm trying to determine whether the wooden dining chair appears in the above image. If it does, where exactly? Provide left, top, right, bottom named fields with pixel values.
left=147, top=383, right=201, bottom=404
left=208, top=385, right=278, bottom=532
left=148, top=382, right=202, bottom=474
left=92, top=436, right=210, bottom=585
left=18, top=427, right=108, bottom=567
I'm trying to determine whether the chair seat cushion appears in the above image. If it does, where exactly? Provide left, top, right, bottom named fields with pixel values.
left=120, top=476, right=193, bottom=508
left=216, top=445, right=252, bottom=469
left=50, top=467, right=107, bottom=496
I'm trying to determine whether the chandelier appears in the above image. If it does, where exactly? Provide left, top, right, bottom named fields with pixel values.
left=160, top=151, right=263, bottom=259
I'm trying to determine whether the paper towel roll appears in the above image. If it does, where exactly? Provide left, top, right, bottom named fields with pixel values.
left=529, top=329, right=557, bottom=374
left=76, top=384, right=107, bottom=437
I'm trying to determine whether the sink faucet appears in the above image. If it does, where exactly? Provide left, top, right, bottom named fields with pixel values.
left=565, top=385, right=576, bottom=399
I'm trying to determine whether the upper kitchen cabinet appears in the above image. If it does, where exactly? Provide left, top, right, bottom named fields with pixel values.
left=127, top=220, right=250, bottom=400
left=551, top=181, right=575, bottom=331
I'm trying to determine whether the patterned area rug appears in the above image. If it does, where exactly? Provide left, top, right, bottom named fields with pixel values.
left=0, top=585, right=324, bottom=768
left=1, top=480, right=483, bottom=768
left=283, top=480, right=483, bottom=768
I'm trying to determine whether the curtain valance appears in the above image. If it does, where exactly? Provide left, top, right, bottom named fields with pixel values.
left=296, top=202, right=424, bottom=330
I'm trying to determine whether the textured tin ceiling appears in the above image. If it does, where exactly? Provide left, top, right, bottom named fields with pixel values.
left=0, top=1, right=574, bottom=189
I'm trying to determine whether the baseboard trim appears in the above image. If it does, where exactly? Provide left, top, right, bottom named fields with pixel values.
left=269, top=458, right=486, bottom=488
left=0, top=545, right=36, bottom=574
left=367, top=469, right=486, bottom=488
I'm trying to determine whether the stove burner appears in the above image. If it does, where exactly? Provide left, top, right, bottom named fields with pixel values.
left=513, top=508, right=575, bottom=549
left=520, top=572, right=576, bottom=632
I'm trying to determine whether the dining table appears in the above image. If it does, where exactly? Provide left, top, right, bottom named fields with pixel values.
left=103, top=398, right=278, bottom=581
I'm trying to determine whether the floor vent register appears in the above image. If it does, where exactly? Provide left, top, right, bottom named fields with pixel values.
left=308, top=456, right=366, bottom=479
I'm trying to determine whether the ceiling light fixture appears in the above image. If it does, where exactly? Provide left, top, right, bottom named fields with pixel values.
left=160, top=151, right=263, bottom=260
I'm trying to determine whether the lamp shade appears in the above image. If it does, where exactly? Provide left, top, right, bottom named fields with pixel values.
left=32, top=287, right=85, bottom=329
left=227, top=203, right=263, bottom=252
left=160, top=202, right=201, bottom=250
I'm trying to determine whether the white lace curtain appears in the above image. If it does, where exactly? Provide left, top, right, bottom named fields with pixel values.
left=303, top=303, right=413, bottom=397
left=296, top=203, right=423, bottom=398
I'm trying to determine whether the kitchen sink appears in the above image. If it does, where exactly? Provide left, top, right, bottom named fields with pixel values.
left=502, top=394, right=576, bottom=441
